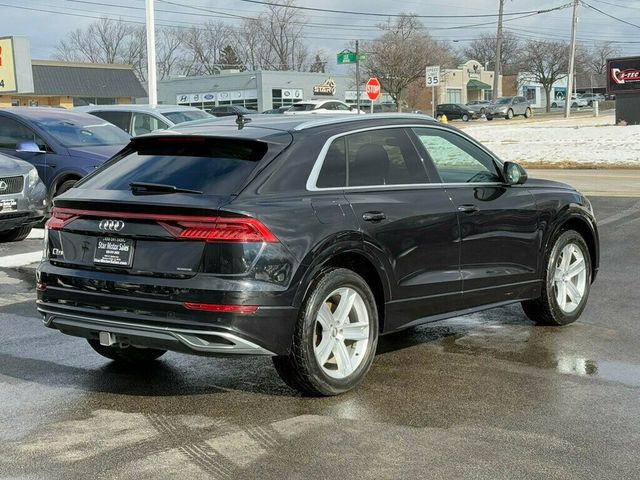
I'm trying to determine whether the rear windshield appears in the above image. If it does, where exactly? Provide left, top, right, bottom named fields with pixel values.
left=78, top=138, right=268, bottom=195
left=163, top=110, right=212, bottom=125
left=288, top=104, right=316, bottom=112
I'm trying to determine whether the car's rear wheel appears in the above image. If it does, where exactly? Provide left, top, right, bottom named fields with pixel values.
left=87, top=339, right=166, bottom=363
left=522, top=230, right=591, bottom=326
left=0, top=225, right=32, bottom=243
left=506, top=109, right=514, bottom=119
left=273, top=268, right=379, bottom=396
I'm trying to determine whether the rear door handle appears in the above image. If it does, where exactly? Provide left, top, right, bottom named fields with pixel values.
left=362, top=211, right=386, bottom=222
left=457, top=204, right=479, bottom=214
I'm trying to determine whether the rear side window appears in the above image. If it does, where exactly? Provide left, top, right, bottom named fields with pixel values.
left=91, top=111, right=132, bottom=133
left=315, top=128, right=428, bottom=188
left=78, top=138, right=268, bottom=195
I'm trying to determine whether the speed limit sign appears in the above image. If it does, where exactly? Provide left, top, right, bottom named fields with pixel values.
left=426, top=66, right=440, bottom=86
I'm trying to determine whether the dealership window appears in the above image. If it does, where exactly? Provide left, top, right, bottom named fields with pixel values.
left=73, top=97, right=118, bottom=107
left=446, top=88, right=462, bottom=104
left=272, top=88, right=303, bottom=109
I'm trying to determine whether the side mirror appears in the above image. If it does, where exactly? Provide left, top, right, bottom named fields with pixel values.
left=16, top=141, right=44, bottom=154
left=504, top=161, right=527, bottom=185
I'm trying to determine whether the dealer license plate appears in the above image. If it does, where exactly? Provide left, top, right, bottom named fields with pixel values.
left=94, top=237, right=134, bottom=267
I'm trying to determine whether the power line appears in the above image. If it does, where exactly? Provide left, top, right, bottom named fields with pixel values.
left=581, top=1, right=640, bottom=29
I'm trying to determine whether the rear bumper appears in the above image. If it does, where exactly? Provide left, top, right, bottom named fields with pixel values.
left=36, top=262, right=299, bottom=356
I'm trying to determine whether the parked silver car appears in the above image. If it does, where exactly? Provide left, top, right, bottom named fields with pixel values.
left=485, top=96, right=532, bottom=120
left=465, top=100, right=491, bottom=115
left=75, top=105, right=213, bottom=136
left=0, top=153, right=47, bottom=242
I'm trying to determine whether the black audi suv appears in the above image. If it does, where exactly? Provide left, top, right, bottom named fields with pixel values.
left=37, top=114, right=599, bottom=396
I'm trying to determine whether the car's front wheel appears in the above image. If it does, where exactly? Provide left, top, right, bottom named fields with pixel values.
left=506, top=109, right=514, bottom=119
left=552, top=102, right=558, bottom=108
left=462, top=113, right=470, bottom=122
left=87, top=339, right=166, bottom=363
left=273, top=268, right=379, bottom=396
left=522, top=230, right=591, bottom=326
left=524, top=107, right=532, bottom=118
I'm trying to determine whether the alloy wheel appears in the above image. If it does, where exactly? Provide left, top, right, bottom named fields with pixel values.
left=313, top=287, right=370, bottom=379
left=552, top=243, right=587, bottom=313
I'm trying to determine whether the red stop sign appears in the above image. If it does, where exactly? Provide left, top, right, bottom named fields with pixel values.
left=366, top=78, right=381, bottom=101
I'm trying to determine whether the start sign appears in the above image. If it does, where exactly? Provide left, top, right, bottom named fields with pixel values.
left=0, top=36, right=34, bottom=94
left=366, top=77, right=381, bottom=101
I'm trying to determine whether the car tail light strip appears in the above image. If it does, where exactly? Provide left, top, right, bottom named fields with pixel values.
left=46, top=207, right=278, bottom=243
left=183, top=303, right=258, bottom=314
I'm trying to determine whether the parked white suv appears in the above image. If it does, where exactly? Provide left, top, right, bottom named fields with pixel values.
left=551, top=95, right=588, bottom=108
left=284, top=100, right=365, bottom=115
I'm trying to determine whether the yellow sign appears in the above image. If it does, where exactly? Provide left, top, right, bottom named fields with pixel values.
left=0, top=37, right=17, bottom=93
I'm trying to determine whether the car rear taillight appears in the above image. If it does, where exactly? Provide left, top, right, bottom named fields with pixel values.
left=168, top=218, right=278, bottom=243
left=46, top=208, right=80, bottom=230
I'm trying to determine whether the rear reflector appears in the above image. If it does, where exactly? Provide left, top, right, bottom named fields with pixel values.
left=46, top=209, right=80, bottom=230
left=183, top=303, right=258, bottom=314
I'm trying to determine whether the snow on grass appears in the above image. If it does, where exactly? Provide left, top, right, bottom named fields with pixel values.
left=460, top=113, right=640, bottom=167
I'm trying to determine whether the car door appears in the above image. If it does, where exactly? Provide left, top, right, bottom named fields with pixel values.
left=317, top=126, right=461, bottom=330
left=411, top=126, right=539, bottom=309
left=0, top=114, right=56, bottom=185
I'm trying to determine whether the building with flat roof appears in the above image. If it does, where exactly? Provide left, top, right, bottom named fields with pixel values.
left=0, top=60, right=147, bottom=108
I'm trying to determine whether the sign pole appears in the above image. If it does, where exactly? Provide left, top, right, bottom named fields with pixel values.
left=355, top=40, right=361, bottom=114
left=431, top=85, right=435, bottom=117
left=145, top=0, right=157, bottom=106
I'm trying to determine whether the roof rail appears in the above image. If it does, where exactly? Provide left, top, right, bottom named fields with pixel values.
left=293, top=113, right=436, bottom=131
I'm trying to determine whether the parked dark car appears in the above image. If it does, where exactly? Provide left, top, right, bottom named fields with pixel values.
left=0, top=108, right=130, bottom=199
left=435, top=103, right=477, bottom=121
left=210, top=105, right=258, bottom=117
left=37, top=114, right=599, bottom=396
left=0, top=152, right=47, bottom=241
left=262, top=106, right=292, bottom=114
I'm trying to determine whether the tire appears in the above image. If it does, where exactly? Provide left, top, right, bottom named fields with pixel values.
left=552, top=102, right=558, bottom=108
left=0, top=225, right=32, bottom=242
left=506, top=109, right=514, bottom=119
left=480, top=107, right=486, bottom=115
left=486, top=115, right=493, bottom=121
left=462, top=114, right=470, bottom=122
left=524, top=108, right=532, bottom=118
left=572, top=102, right=578, bottom=107
left=522, top=230, right=591, bottom=326
left=87, top=339, right=166, bottom=363
left=273, top=268, right=379, bottom=396
left=55, top=179, right=78, bottom=197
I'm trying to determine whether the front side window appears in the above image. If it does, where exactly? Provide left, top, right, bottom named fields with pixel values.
left=131, top=113, right=168, bottom=136
left=315, top=128, right=428, bottom=188
left=412, top=128, right=501, bottom=184
left=0, top=116, right=48, bottom=151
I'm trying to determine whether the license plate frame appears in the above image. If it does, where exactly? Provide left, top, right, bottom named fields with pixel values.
left=93, top=237, right=135, bottom=267
left=0, top=198, right=17, bottom=213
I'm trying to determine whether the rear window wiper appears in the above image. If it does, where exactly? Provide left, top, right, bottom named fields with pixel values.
left=129, top=182, right=202, bottom=194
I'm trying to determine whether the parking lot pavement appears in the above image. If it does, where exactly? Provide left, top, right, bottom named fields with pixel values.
left=0, top=197, right=639, bottom=479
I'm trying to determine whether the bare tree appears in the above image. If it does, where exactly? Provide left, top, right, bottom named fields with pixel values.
left=520, top=40, right=568, bottom=112
left=182, top=21, right=234, bottom=76
left=257, top=0, right=308, bottom=71
left=156, top=27, right=185, bottom=80
left=363, top=15, right=454, bottom=111
left=586, top=41, right=621, bottom=74
left=462, top=31, right=521, bottom=74
left=55, top=17, right=134, bottom=64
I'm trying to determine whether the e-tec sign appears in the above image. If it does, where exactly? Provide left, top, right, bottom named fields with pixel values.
left=366, top=77, right=381, bottom=101
left=608, top=56, right=640, bottom=94
left=425, top=66, right=440, bottom=86
left=0, top=36, right=34, bottom=94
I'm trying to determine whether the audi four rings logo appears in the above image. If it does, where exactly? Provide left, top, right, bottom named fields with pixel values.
left=0, top=181, right=8, bottom=192
left=98, top=219, right=125, bottom=231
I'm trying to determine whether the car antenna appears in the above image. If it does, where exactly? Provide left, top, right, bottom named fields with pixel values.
left=235, top=113, right=251, bottom=130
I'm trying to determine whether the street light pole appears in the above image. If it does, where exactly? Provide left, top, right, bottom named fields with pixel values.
left=145, top=0, right=158, bottom=106
left=492, top=0, right=505, bottom=100
left=565, top=0, right=579, bottom=118
left=355, top=40, right=361, bottom=114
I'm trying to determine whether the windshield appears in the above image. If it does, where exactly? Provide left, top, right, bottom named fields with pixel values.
left=288, top=104, right=316, bottom=112
left=163, top=110, right=212, bottom=125
left=495, top=97, right=512, bottom=105
left=36, top=118, right=130, bottom=147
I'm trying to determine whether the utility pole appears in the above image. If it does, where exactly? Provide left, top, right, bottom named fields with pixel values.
left=492, top=0, right=505, bottom=100
left=565, top=0, right=579, bottom=118
left=145, top=0, right=157, bottom=106
left=355, top=40, right=361, bottom=114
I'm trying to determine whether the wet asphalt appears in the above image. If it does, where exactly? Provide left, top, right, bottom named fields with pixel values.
left=0, top=196, right=639, bottom=480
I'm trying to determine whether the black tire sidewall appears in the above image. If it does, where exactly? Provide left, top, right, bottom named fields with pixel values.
left=543, top=230, right=592, bottom=325
left=298, top=268, right=379, bottom=395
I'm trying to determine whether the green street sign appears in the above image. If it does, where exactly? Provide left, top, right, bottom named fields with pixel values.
left=337, top=51, right=366, bottom=64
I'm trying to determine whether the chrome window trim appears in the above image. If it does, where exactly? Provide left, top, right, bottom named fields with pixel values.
left=306, top=123, right=505, bottom=192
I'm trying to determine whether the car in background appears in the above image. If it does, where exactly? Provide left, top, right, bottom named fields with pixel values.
left=75, top=105, right=213, bottom=136
left=0, top=108, right=130, bottom=198
left=284, top=100, right=365, bottom=115
left=210, top=105, right=258, bottom=117
left=485, top=96, right=532, bottom=120
left=577, top=93, right=605, bottom=106
left=37, top=113, right=599, bottom=396
left=0, top=152, right=47, bottom=242
left=465, top=100, right=491, bottom=115
left=262, top=106, right=292, bottom=114
left=435, top=103, right=477, bottom=122
left=551, top=95, right=588, bottom=108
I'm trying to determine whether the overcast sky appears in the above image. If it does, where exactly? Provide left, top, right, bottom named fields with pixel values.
left=3, top=0, right=638, bottom=65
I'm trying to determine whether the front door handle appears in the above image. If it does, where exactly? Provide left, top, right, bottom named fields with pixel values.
left=362, top=211, right=386, bottom=222
left=457, top=204, right=479, bottom=214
